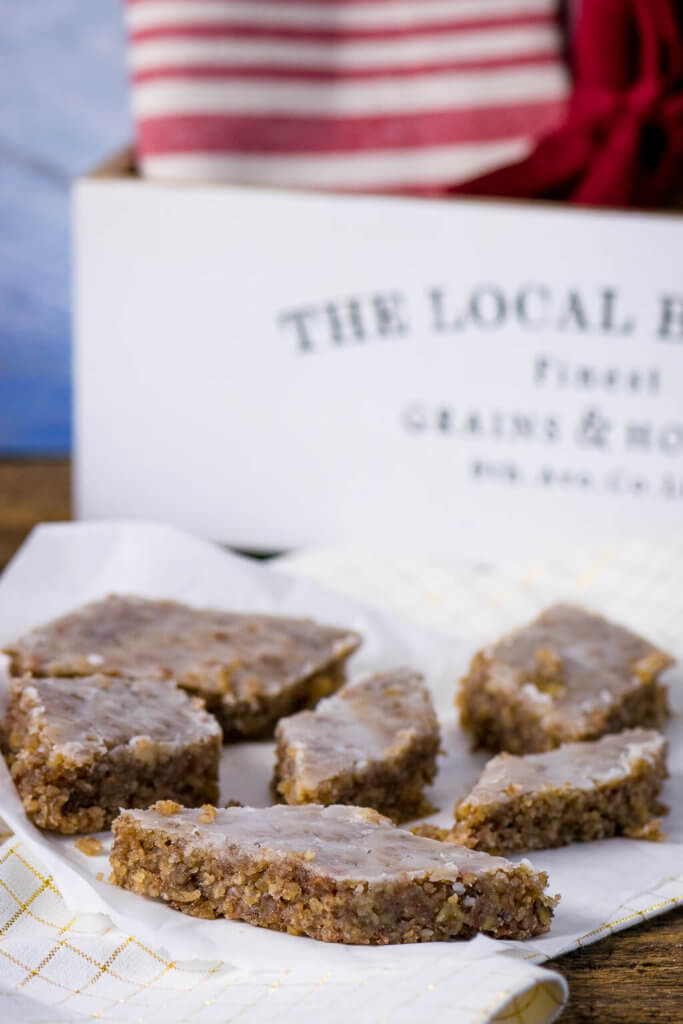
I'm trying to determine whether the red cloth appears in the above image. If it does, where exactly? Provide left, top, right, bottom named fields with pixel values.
left=127, top=1, right=570, bottom=195
left=454, top=0, right=683, bottom=206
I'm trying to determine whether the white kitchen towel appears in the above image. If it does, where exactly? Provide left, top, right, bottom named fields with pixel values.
left=127, top=0, right=570, bottom=192
left=1, top=522, right=682, bottom=1022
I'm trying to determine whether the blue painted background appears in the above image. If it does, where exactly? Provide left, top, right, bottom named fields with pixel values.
left=0, top=0, right=130, bottom=454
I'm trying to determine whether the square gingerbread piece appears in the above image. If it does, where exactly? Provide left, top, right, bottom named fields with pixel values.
left=273, top=668, right=439, bottom=821
left=110, top=802, right=557, bottom=943
left=458, top=604, right=674, bottom=754
left=416, top=729, right=668, bottom=854
left=4, top=596, right=362, bottom=739
left=3, top=674, right=222, bottom=833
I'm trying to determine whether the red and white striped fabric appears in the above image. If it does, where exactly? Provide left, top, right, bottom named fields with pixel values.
left=126, top=0, right=570, bottom=194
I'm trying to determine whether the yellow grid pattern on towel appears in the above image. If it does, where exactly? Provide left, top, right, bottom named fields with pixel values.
left=0, top=838, right=568, bottom=1024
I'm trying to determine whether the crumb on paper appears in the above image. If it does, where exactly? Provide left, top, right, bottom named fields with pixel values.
left=624, top=819, right=666, bottom=842
left=224, top=799, right=244, bottom=808
left=198, top=804, right=217, bottom=823
left=75, top=836, right=104, bottom=857
left=412, top=823, right=453, bottom=842
left=96, top=871, right=104, bottom=882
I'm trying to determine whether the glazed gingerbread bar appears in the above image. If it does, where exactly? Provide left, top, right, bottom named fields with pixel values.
left=109, top=802, right=558, bottom=943
left=273, top=669, right=439, bottom=822
left=4, top=596, right=361, bottom=739
left=3, top=674, right=222, bottom=833
left=416, top=729, right=668, bottom=855
left=458, top=604, right=674, bottom=754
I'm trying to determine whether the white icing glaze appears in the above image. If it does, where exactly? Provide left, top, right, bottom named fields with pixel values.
left=482, top=604, right=674, bottom=733
left=122, top=803, right=533, bottom=885
left=7, top=595, right=361, bottom=702
left=275, top=669, right=438, bottom=791
left=461, top=729, right=666, bottom=807
left=13, top=674, right=220, bottom=763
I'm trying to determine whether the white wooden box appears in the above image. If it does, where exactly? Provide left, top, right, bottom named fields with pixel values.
left=73, top=149, right=683, bottom=561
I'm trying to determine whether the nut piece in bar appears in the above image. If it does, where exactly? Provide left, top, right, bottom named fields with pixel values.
left=109, top=802, right=558, bottom=943
left=3, top=674, right=222, bottom=833
left=273, top=669, right=439, bottom=822
left=458, top=604, right=674, bottom=753
left=416, top=729, right=668, bottom=855
left=4, top=596, right=362, bottom=739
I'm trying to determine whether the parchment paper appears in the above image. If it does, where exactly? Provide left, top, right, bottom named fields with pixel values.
left=0, top=523, right=680, bottom=980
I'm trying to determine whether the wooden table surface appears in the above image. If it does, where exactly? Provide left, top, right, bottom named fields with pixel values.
left=1, top=457, right=681, bottom=1022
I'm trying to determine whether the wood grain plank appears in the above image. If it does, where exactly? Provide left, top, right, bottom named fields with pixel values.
left=0, top=459, right=70, bottom=567
left=554, top=906, right=683, bottom=1022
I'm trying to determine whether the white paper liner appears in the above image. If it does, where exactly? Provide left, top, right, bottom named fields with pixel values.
left=0, top=522, right=680, bottom=980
